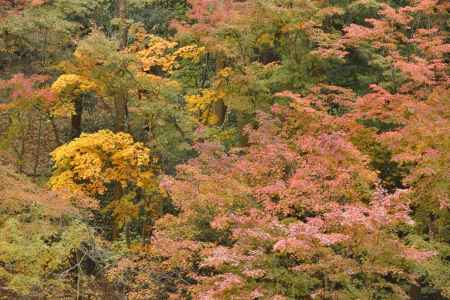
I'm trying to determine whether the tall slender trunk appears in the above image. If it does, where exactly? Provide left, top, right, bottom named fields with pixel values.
left=113, top=96, right=128, bottom=132
left=213, top=57, right=227, bottom=125
left=32, top=115, right=43, bottom=178
left=125, top=223, right=131, bottom=247
left=76, top=251, right=81, bottom=300
left=117, top=0, right=128, bottom=49
left=17, top=115, right=32, bottom=173
left=111, top=183, right=124, bottom=240
left=71, top=97, right=83, bottom=138
left=212, top=99, right=226, bottom=126
left=113, top=0, right=129, bottom=132
left=48, top=113, right=62, bottom=146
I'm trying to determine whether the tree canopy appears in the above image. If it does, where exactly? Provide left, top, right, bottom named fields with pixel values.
left=0, top=0, right=449, bottom=299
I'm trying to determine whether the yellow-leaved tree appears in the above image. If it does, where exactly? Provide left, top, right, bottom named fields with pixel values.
left=127, top=24, right=204, bottom=76
left=49, top=130, right=159, bottom=242
left=51, top=74, right=98, bottom=138
left=185, top=89, right=226, bottom=125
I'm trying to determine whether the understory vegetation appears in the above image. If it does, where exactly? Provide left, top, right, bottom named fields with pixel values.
left=0, top=0, right=449, bottom=299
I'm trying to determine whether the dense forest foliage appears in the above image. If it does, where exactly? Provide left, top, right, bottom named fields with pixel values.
left=0, top=0, right=449, bottom=299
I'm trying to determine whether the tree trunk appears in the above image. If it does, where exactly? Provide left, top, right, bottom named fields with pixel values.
left=113, top=0, right=129, bottom=132
left=111, top=183, right=124, bottom=240
left=117, top=0, right=128, bottom=49
left=32, top=115, right=43, bottom=178
left=213, top=99, right=227, bottom=126
left=71, top=97, right=83, bottom=138
left=113, top=96, right=128, bottom=132
left=212, top=56, right=227, bottom=125
left=48, top=113, right=62, bottom=146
